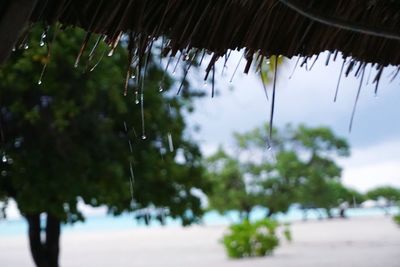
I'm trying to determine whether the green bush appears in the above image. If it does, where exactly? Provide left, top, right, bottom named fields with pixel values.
left=283, top=223, right=292, bottom=242
left=222, top=219, right=280, bottom=258
left=394, top=215, right=400, bottom=226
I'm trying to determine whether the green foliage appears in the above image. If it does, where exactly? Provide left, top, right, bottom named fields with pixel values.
left=0, top=26, right=208, bottom=225
left=366, top=186, right=400, bottom=204
left=283, top=223, right=292, bottom=242
left=206, top=123, right=350, bottom=219
left=222, top=219, right=280, bottom=259
left=206, top=148, right=259, bottom=219
left=394, top=214, right=400, bottom=226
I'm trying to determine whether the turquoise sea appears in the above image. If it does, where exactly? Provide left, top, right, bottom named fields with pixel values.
left=1, top=206, right=398, bottom=237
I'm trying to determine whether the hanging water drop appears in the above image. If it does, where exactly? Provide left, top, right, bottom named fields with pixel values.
left=39, top=30, right=47, bottom=47
left=38, top=80, right=42, bottom=85
left=135, top=91, right=139, bottom=104
left=24, top=43, right=29, bottom=50
left=159, top=83, right=164, bottom=92
left=167, top=133, right=174, bottom=152
left=12, top=47, right=16, bottom=52
left=141, top=135, right=147, bottom=140
left=2, top=154, right=7, bottom=163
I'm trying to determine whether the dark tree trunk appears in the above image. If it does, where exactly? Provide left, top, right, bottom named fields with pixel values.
left=325, top=208, right=333, bottom=219
left=26, top=214, right=44, bottom=267
left=45, top=214, right=61, bottom=267
left=26, top=213, right=61, bottom=267
left=265, top=209, right=274, bottom=218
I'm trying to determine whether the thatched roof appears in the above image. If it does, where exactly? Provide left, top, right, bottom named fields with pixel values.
left=1, top=0, right=400, bottom=65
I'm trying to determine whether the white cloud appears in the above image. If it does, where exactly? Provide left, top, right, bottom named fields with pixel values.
left=340, top=140, right=400, bottom=192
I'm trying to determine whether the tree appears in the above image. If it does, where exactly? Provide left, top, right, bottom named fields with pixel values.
left=206, top=124, right=349, bottom=219
left=206, top=148, right=259, bottom=220
left=291, top=125, right=350, bottom=218
left=366, top=186, right=400, bottom=214
left=0, top=27, right=208, bottom=267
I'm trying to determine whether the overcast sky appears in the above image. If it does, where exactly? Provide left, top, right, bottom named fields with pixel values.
left=190, top=51, right=400, bottom=192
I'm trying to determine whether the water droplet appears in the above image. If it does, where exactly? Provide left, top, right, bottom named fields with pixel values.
left=131, top=74, right=136, bottom=79
left=24, top=43, right=29, bottom=50
left=2, top=155, right=7, bottom=163
left=168, top=133, right=174, bottom=152
left=185, top=54, right=190, bottom=61
left=141, top=135, right=147, bottom=140
left=1, top=170, right=7, bottom=176
left=108, top=50, right=114, bottom=57
left=38, top=80, right=42, bottom=85
left=123, top=91, right=127, bottom=96
left=39, top=40, right=45, bottom=47
left=158, top=82, right=164, bottom=92
left=203, top=81, right=207, bottom=87
left=12, top=47, right=16, bottom=52
left=135, top=99, right=140, bottom=104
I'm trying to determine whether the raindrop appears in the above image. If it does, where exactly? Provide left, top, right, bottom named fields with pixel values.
left=24, top=43, right=29, bottom=50
left=229, top=54, right=244, bottom=83
left=269, top=56, right=279, bottom=140
left=129, top=162, right=134, bottom=200
left=128, top=140, right=133, bottom=153
left=88, top=36, right=102, bottom=63
left=2, top=154, right=7, bottom=163
left=334, top=58, right=346, bottom=102
left=131, top=74, right=136, bottom=79
left=140, top=92, right=146, bottom=140
left=135, top=91, right=140, bottom=104
left=158, top=82, right=164, bottom=92
left=167, top=132, right=174, bottom=152
left=12, top=47, right=16, bottom=52
left=348, top=64, right=366, bottom=132
left=38, top=63, right=47, bottom=86
left=39, top=30, right=47, bottom=47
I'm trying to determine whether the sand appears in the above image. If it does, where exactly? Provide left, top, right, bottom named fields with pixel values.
left=0, top=216, right=399, bottom=267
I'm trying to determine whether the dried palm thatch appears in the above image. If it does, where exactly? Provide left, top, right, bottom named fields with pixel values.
left=1, top=0, right=400, bottom=70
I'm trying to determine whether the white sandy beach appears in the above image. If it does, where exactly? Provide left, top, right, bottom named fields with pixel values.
left=0, top=216, right=399, bottom=267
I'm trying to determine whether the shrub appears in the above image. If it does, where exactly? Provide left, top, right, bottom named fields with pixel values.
left=222, top=219, right=280, bottom=259
left=283, top=223, right=292, bottom=242
left=394, top=215, right=400, bottom=226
